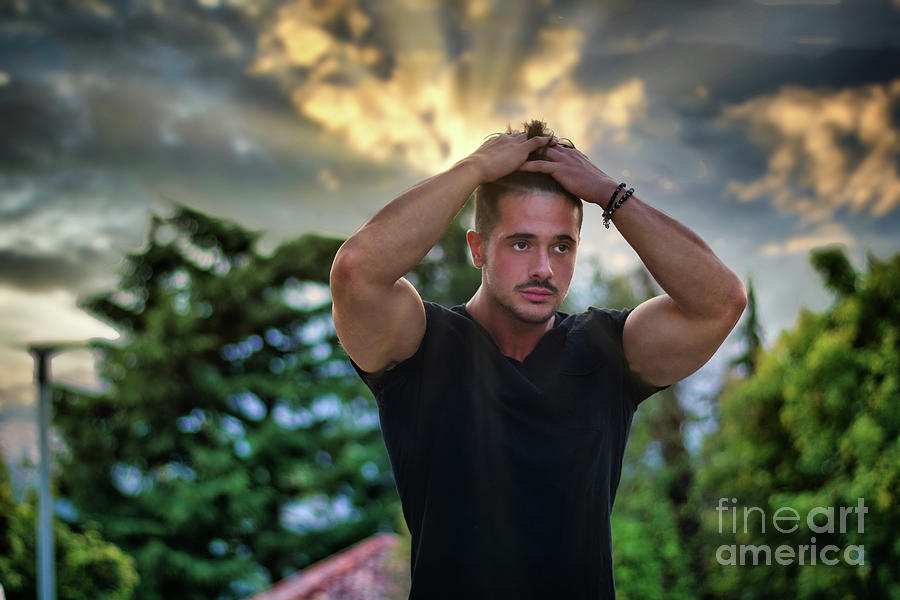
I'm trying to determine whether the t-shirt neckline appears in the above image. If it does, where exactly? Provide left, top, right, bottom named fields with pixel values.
left=451, top=303, right=565, bottom=366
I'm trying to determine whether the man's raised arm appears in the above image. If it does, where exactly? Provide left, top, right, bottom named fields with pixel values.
left=518, top=145, right=747, bottom=388
left=330, top=132, right=554, bottom=373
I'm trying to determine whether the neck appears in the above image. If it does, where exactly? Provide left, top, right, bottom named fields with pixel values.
left=465, top=286, right=555, bottom=362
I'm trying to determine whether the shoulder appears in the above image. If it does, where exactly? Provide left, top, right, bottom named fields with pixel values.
left=350, top=301, right=469, bottom=390
left=556, top=306, right=633, bottom=367
left=562, top=306, right=631, bottom=337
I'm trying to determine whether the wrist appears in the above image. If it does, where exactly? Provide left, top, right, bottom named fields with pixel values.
left=602, top=183, right=634, bottom=229
left=597, top=180, right=623, bottom=205
left=451, top=156, right=489, bottom=187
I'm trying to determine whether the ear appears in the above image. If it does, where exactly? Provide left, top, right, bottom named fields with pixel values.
left=466, top=229, right=486, bottom=268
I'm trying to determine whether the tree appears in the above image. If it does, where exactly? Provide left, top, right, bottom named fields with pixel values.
left=729, top=276, right=764, bottom=377
left=695, top=247, right=900, bottom=599
left=52, top=206, right=400, bottom=599
left=0, top=452, right=138, bottom=599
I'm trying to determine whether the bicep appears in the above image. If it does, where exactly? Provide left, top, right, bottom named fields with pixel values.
left=622, top=294, right=740, bottom=387
left=332, top=275, right=426, bottom=374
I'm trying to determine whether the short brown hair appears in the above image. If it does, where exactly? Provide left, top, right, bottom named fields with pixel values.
left=473, top=120, right=583, bottom=241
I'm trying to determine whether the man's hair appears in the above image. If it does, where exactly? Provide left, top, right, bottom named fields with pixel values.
left=473, top=120, right=583, bottom=241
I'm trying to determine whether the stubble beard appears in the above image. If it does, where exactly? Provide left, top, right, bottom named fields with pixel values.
left=489, top=285, right=562, bottom=325
left=480, top=253, right=566, bottom=326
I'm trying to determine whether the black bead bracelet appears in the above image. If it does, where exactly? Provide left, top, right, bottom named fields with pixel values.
left=603, top=183, right=633, bottom=229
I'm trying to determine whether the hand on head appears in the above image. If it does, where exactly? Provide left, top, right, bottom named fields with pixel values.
left=467, top=131, right=557, bottom=183
left=517, top=144, right=618, bottom=206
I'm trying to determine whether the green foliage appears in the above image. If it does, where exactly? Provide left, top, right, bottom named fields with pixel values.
left=0, top=456, right=138, bottom=599
left=810, top=246, right=858, bottom=298
left=52, top=205, right=401, bottom=599
left=612, top=481, right=696, bottom=600
left=730, top=276, right=764, bottom=376
left=695, top=248, right=900, bottom=599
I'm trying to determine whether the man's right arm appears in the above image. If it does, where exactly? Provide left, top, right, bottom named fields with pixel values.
left=329, top=132, right=554, bottom=373
left=330, top=159, right=482, bottom=373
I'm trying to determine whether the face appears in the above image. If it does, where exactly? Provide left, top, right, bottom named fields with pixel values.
left=469, top=191, right=580, bottom=325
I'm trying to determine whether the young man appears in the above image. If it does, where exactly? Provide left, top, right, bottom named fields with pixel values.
left=329, top=122, right=747, bottom=598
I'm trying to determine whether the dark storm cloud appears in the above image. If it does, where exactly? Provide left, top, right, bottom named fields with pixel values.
left=0, top=0, right=897, bottom=295
left=0, top=247, right=110, bottom=293
left=558, top=0, right=900, bottom=191
left=0, top=167, right=157, bottom=293
left=570, top=0, right=900, bottom=54
left=0, top=0, right=307, bottom=176
left=576, top=40, right=900, bottom=107
left=584, top=41, right=900, bottom=199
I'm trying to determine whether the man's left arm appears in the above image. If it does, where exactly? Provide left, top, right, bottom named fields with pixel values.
left=608, top=194, right=747, bottom=387
left=519, top=145, right=748, bottom=387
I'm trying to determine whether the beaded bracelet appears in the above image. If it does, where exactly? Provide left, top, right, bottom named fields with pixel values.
left=603, top=183, right=633, bottom=229
left=605, top=183, right=626, bottom=214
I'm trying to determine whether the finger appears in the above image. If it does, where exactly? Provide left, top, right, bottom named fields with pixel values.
left=523, top=135, right=552, bottom=149
left=517, top=160, right=555, bottom=173
left=543, top=146, right=569, bottom=160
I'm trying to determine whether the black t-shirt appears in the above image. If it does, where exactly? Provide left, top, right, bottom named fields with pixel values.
left=350, top=301, right=669, bottom=599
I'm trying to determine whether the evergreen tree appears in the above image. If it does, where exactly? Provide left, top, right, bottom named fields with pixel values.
left=729, top=276, right=764, bottom=377
left=695, top=247, right=900, bottom=599
left=52, top=206, right=399, bottom=599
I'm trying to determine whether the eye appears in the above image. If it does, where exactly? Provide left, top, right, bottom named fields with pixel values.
left=554, top=243, right=571, bottom=254
left=512, top=241, right=529, bottom=251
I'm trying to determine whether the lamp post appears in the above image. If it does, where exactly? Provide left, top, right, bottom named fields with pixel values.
left=27, top=339, right=96, bottom=600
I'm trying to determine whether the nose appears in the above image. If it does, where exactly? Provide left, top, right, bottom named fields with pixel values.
left=530, top=247, right=553, bottom=281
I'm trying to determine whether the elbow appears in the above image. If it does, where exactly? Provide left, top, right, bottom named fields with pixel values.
left=723, top=276, right=748, bottom=325
left=330, top=239, right=389, bottom=302
left=329, top=241, right=363, bottom=297
left=733, top=277, right=748, bottom=311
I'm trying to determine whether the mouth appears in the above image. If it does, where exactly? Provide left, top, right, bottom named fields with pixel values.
left=519, top=287, right=555, bottom=302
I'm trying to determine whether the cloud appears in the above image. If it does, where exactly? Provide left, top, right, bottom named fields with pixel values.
left=0, top=1, right=310, bottom=176
left=0, top=248, right=107, bottom=292
left=249, top=2, right=649, bottom=173
left=758, top=222, right=856, bottom=256
left=316, top=168, right=341, bottom=191
left=755, top=0, right=839, bottom=4
left=720, top=78, right=900, bottom=223
left=0, top=170, right=159, bottom=292
left=0, top=285, right=119, bottom=345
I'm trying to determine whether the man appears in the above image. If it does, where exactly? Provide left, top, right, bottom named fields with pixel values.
left=329, top=121, right=747, bottom=598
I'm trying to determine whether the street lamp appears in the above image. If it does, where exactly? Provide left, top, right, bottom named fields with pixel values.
left=26, top=339, right=106, bottom=600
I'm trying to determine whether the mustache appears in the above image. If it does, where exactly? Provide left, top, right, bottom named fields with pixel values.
left=515, top=280, right=558, bottom=294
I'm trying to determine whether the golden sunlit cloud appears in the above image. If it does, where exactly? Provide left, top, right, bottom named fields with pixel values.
left=758, top=222, right=856, bottom=256
left=464, top=0, right=491, bottom=20
left=519, top=27, right=584, bottom=91
left=249, top=1, right=648, bottom=173
left=721, top=78, right=900, bottom=222
left=317, top=168, right=341, bottom=191
left=618, top=28, right=669, bottom=54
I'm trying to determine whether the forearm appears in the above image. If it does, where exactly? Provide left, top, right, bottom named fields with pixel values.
left=609, top=194, right=746, bottom=319
left=334, top=158, right=482, bottom=286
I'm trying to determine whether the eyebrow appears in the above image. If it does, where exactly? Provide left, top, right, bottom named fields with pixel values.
left=504, top=232, right=577, bottom=242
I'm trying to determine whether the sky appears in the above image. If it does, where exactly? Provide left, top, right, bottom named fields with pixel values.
left=1, top=0, right=899, bottom=468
